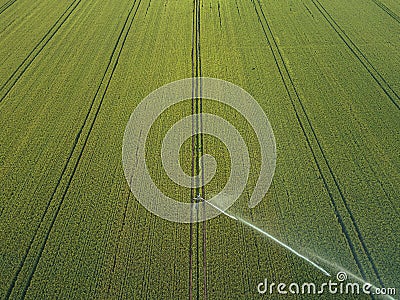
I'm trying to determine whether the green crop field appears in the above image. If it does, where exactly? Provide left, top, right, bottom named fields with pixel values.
left=0, top=0, right=399, bottom=299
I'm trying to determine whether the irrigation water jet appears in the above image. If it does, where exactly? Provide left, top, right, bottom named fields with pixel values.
left=205, top=200, right=331, bottom=277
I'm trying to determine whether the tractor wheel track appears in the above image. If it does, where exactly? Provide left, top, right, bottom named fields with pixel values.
left=0, top=0, right=17, bottom=15
left=196, top=0, right=208, bottom=298
left=0, top=0, right=82, bottom=103
left=370, top=0, right=400, bottom=24
left=189, top=0, right=207, bottom=298
left=252, top=0, right=385, bottom=287
left=310, top=0, right=393, bottom=286
left=5, top=0, right=142, bottom=298
left=310, top=0, right=400, bottom=111
left=189, top=1, right=196, bottom=298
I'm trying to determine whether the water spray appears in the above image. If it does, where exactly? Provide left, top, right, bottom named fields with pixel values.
left=204, top=199, right=331, bottom=277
